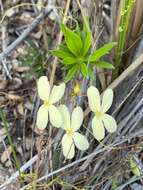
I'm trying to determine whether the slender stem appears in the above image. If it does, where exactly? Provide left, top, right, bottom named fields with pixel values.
left=50, top=0, right=71, bottom=86
left=76, top=0, right=89, bottom=31
left=48, top=1, right=71, bottom=189
left=113, top=0, right=135, bottom=79
left=0, top=107, right=20, bottom=171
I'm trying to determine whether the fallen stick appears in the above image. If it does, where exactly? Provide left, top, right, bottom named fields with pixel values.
left=0, top=6, right=52, bottom=62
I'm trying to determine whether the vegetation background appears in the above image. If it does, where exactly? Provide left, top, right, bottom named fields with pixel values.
left=0, top=0, right=143, bottom=189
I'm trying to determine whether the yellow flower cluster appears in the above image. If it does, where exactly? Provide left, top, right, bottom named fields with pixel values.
left=36, top=76, right=117, bottom=159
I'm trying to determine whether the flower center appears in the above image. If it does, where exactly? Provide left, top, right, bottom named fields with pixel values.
left=66, top=128, right=74, bottom=136
left=44, top=99, right=51, bottom=108
left=95, top=110, right=103, bottom=119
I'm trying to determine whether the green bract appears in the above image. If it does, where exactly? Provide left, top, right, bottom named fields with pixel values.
left=51, top=22, right=116, bottom=82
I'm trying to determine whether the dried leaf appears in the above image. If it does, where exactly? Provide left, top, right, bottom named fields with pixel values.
left=7, top=93, right=23, bottom=102
left=17, top=103, right=24, bottom=115
left=32, top=30, right=43, bottom=39
left=0, top=79, right=8, bottom=90
left=0, top=96, right=6, bottom=105
left=13, top=66, right=29, bottom=73
left=9, top=78, right=22, bottom=90
left=1, top=146, right=13, bottom=163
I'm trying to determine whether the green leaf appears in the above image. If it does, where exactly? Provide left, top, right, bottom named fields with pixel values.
left=81, top=19, right=92, bottom=55
left=80, top=63, right=88, bottom=77
left=130, top=158, right=141, bottom=177
left=63, top=57, right=77, bottom=65
left=51, top=50, right=73, bottom=59
left=90, top=42, right=117, bottom=62
left=93, top=61, right=115, bottom=69
left=82, top=31, right=92, bottom=56
left=61, top=23, right=83, bottom=56
left=65, top=65, right=78, bottom=82
left=59, top=44, right=70, bottom=52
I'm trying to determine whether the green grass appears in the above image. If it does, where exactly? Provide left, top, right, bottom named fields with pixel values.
left=113, top=0, right=135, bottom=79
left=0, top=107, right=20, bottom=171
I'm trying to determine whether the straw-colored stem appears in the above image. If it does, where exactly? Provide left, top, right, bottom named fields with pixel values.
left=50, top=0, right=71, bottom=86
left=48, top=1, right=71, bottom=189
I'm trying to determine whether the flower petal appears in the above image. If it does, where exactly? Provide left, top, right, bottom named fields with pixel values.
left=101, top=88, right=113, bottom=113
left=87, top=86, right=101, bottom=112
left=71, top=107, right=83, bottom=131
left=62, top=134, right=75, bottom=159
left=73, top=132, right=89, bottom=150
left=49, top=83, right=65, bottom=104
left=37, top=76, right=50, bottom=101
left=36, top=105, right=48, bottom=129
left=49, top=105, right=62, bottom=127
left=58, top=105, right=70, bottom=129
left=92, top=116, right=105, bottom=141
left=102, top=114, right=117, bottom=133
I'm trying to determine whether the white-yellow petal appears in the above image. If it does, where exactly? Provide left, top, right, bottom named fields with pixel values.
left=37, top=76, right=50, bottom=101
left=36, top=105, right=48, bottom=129
left=92, top=116, right=105, bottom=141
left=71, top=107, right=83, bottom=131
left=102, top=114, right=117, bottom=133
left=73, top=132, right=89, bottom=150
left=49, top=105, right=62, bottom=127
left=62, top=134, right=75, bottom=159
left=58, top=105, right=70, bottom=129
left=101, top=88, right=113, bottom=113
left=49, top=83, right=65, bottom=104
left=87, top=86, right=101, bottom=112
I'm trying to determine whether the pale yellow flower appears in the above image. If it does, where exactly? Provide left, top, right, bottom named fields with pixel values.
left=59, top=105, right=89, bottom=159
left=36, top=76, right=65, bottom=129
left=87, top=86, right=117, bottom=141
